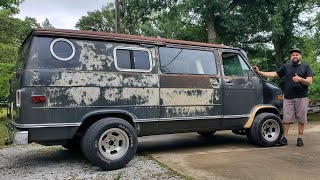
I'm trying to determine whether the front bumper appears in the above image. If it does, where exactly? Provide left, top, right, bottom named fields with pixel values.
left=6, top=123, right=29, bottom=145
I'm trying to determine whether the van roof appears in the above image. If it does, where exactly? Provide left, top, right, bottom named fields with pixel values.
left=30, top=29, right=227, bottom=49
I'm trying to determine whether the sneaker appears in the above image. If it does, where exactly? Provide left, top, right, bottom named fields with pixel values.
left=297, top=138, right=304, bottom=147
left=278, top=137, right=288, bottom=146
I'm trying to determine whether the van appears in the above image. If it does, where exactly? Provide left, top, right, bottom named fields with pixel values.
left=7, top=29, right=283, bottom=170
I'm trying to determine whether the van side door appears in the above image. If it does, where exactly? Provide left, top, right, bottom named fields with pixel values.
left=158, top=46, right=223, bottom=133
left=221, top=50, right=263, bottom=129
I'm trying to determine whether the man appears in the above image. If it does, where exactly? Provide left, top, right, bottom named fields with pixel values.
left=253, top=48, right=313, bottom=146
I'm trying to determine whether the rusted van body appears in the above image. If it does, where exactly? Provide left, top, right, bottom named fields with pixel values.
left=7, top=29, right=283, bottom=170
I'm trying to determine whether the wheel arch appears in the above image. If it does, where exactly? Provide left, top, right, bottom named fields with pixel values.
left=76, top=110, right=137, bottom=136
left=244, top=105, right=280, bottom=129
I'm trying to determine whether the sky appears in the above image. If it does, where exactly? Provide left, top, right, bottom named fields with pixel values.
left=15, top=0, right=113, bottom=29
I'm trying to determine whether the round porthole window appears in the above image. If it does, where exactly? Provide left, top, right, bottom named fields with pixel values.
left=50, top=38, right=76, bottom=61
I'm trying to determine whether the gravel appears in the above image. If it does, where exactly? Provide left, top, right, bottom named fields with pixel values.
left=0, top=144, right=183, bottom=180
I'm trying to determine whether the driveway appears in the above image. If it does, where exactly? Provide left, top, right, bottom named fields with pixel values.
left=138, top=121, right=320, bottom=180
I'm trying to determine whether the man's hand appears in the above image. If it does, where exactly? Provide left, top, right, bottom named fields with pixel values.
left=293, top=73, right=313, bottom=86
left=292, top=73, right=303, bottom=83
left=252, top=66, right=278, bottom=78
left=252, top=66, right=260, bottom=73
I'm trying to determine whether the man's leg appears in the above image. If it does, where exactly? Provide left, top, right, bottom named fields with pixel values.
left=295, top=98, right=308, bottom=146
left=283, top=123, right=291, bottom=138
left=298, top=123, right=304, bottom=138
left=279, top=98, right=295, bottom=145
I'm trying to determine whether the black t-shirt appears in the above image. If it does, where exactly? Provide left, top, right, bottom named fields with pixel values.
left=276, top=62, right=313, bottom=99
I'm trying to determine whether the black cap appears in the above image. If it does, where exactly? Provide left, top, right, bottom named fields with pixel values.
left=290, top=48, right=302, bottom=55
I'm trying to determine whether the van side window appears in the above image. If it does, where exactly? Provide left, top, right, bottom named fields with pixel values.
left=222, top=52, right=250, bottom=76
left=159, top=47, right=217, bottom=75
left=114, top=47, right=151, bottom=72
left=50, top=38, right=76, bottom=61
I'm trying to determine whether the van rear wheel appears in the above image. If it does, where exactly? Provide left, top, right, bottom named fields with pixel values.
left=197, top=131, right=216, bottom=137
left=247, top=113, right=283, bottom=147
left=81, top=118, right=138, bottom=170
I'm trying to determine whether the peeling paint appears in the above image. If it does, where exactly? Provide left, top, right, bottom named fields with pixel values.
left=29, top=52, right=38, bottom=62
left=29, top=70, right=40, bottom=85
left=67, top=87, right=100, bottom=106
left=105, top=44, right=113, bottom=50
left=45, top=87, right=100, bottom=107
left=162, top=106, right=213, bottom=117
left=50, top=72, right=159, bottom=87
left=104, top=88, right=159, bottom=106
left=75, top=41, right=111, bottom=70
left=160, top=88, right=216, bottom=105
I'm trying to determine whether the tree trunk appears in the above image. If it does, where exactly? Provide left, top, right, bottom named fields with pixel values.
left=207, top=13, right=218, bottom=43
left=272, top=35, right=286, bottom=67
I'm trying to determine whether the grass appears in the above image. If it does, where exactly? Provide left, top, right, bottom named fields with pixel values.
left=308, top=113, right=320, bottom=122
left=0, top=108, right=9, bottom=148
left=114, top=172, right=123, bottom=180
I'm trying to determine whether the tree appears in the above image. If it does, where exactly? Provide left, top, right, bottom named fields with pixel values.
left=76, top=4, right=115, bottom=32
left=75, top=0, right=320, bottom=100
left=0, top=0, right=23, bottom=13
left=0, top=9, right=40, bottom=101
left=41, top=18, right=55, bottom=29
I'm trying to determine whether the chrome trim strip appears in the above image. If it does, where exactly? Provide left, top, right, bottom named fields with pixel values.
left=11, top=122, right=81, bottom=128
left=32, top=104, right=222, bottom=109
left=135, top=114, right=250, bottom=123
left=224, top=114, right=250, bottom=119
left=161, top=104, right=222, bottom=107
left=32, top=105, right=159, bottom=109
left=135, top=115, right=223, bottom=122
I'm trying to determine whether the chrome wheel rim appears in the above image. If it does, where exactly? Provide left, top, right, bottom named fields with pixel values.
left=261, top=119, right=280, bottom=142
left=98, top=128, right=129, bottom=160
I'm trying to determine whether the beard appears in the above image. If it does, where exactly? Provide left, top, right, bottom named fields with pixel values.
left=291, top=58, right=301, bottom=65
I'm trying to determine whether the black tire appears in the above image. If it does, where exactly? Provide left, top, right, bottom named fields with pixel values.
left=197, top=131, right=216, bottom=137
left=247, top=113, right=283, bottom=147
left=81, top=118, right=138, bottom=170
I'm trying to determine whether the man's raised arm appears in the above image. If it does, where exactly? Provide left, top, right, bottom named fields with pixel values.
left=252, top=66, right=279, bottom=78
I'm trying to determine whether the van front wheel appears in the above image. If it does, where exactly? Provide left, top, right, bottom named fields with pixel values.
left=81, top=118, right=138, bottom=170
left=247, top=113, right=283, bottom=147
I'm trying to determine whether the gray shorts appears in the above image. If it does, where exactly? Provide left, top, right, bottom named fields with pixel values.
left=283, top=98, right=309, bottom=124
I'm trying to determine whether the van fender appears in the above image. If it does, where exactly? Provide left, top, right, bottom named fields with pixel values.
left=79, top=109, right=138, bottom=127
left=244, top=105, right=280, bottom=129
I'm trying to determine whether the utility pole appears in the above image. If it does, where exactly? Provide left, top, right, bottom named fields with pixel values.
left=115, top=0, right=121, bottom=33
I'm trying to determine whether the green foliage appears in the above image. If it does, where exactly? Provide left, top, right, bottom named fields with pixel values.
left=41, top=18, right=55, bottom=29
left=297, top=15, right=320, bottom=100
left=76, top=4, right=115, bottom=32
left=0, top=0, right=23, bottom=13
left=0, top=10, right=40, bottom=45
left=0, top=108, right=9, bottom=148
left=0, top=62, right=15, bottom=101
left=0, top=9, right=40, bottom=101
left=0, top=60, right=15, bottom=102
left=0, top=43, right=18, bottom=63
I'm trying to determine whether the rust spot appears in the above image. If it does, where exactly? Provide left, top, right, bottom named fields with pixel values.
left=160, top=74, right=213, bottom=88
